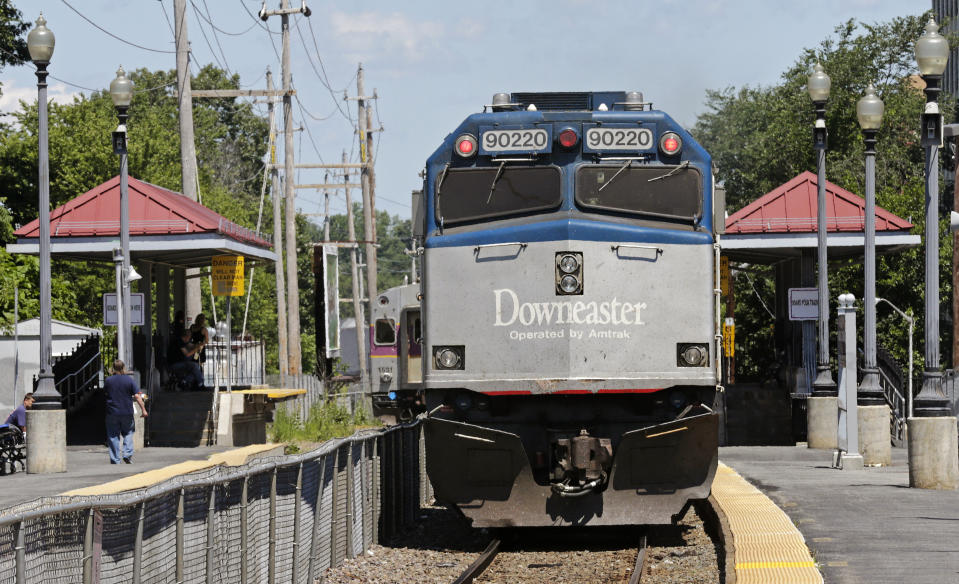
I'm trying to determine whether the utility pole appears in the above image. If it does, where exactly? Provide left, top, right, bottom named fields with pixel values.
left=173, top=0, right=202, bottom=319
left=259, top=0, right=309, bottom=376
left=323, top=173, right=331, bottom=242
left=344, top=151, right=369, bottom=394
left=268, top=69, right=289, bottom=381
left=355, top=64, right=377, bottom=307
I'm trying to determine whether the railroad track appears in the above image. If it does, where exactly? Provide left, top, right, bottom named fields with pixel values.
left=452, top=532, right=648, bottom=584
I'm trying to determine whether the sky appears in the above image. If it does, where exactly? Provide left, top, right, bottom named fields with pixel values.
left=1, top=0, right=932, bottom=223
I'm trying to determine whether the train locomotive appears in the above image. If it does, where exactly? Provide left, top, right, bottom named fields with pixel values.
left=408, top=91, right=723, bottom=527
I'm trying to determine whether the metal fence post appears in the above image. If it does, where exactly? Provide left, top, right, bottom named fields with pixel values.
left=371, top=438, right=380, bottom=545
left=83, top=508, right=93, bottom=584
left=14, top=520, right=24, bottom=584
left=133, top=501, right=145, bottom=584
left=346, top=443, right=355, bottom=559
left=307, top=456, right=326, bottom=581
left=240, top=477, right=249, bottom=584
left=176, top=489, right=185, bottom=583
left=292, top=462, right=303, bottom=583
left=268, top=467, right=277, bottom=584
left=206, top=485, right=216, bottom=584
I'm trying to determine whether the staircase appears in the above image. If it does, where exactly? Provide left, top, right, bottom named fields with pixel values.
left=48, top=333, right=102, bottom=414
left=148, top=391, right=216, bottom=446
left=875, top=346, right=907, bottom=448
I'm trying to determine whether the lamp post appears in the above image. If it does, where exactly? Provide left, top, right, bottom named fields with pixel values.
left=807, top=63, right=836, bottom=397
left=914, top=17, right=950, bottom=417
left=857, top=84, right=884, bottom=404
left=876, top=297, right=914, bottom=418
left=110, top=67, right=134, bottom=370
left=27, top=14, right=58, bottom=411
left=25, top=13, right=66, bottom=474
left=908, top=16, right=958, bottom=490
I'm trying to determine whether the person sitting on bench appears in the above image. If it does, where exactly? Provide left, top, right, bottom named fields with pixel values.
left=4, top=393, right=33, bottom=434
left=168, top=329, right=205, bottom=390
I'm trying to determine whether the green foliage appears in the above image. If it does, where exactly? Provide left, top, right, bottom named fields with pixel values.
left=693, top=13, right=941, bottom=376
left=268, top=398, right=378, bottom=448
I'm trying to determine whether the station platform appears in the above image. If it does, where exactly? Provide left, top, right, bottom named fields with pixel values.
left=0, top=443, right=282, bottom=515
left=720, top=445, right=959, bottom=584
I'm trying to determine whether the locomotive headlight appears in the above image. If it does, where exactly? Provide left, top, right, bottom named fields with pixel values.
left=555, top=251, right=583, bottom=295
left=677, top=343, right=708, bottom=367
left=434, top=346, right=464, bottom=370
left=559, top=254, right=579, bottom=274
left=560, top=275, right=580, bottom=294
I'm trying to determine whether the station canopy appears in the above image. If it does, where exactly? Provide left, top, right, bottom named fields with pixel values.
left=8, top=175, right=276, bottom=267
left=721, top=171, right=920, bottom=263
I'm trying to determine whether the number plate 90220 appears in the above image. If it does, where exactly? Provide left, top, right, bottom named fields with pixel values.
left=584, top=127, right=654, bottom=152
left=479, top=128, right=551, bottom=154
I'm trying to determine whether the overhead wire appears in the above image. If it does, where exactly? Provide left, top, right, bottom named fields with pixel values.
left=60, top=0, right=175, bottom=54
left=191, top=0, right=258, bottom=36
left=190, top=1, right=231, bottom=73
left=199, top=0, right=233, bottom=72
left=294, top=16, right=354, bottom=124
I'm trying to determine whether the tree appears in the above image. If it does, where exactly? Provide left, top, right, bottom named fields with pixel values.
left=692, top=13, right=943, bottom=377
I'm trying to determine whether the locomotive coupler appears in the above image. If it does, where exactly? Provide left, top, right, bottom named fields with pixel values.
left=551, top=429, right=612, bottom=497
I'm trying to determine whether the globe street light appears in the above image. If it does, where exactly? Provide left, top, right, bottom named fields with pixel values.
left=857, top=84, right=884, bottom=403
left=914, top=17, right=950, bottom=417
left=27, top=14, right=59, bottom=411
left=807, top=63, right=836, bottom=396
left=109, top=67, right=134, bottom=370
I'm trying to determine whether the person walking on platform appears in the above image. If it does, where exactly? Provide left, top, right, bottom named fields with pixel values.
left=104, top=360, right=147, bottom=464
left=4, top=393, right=33, bottom=434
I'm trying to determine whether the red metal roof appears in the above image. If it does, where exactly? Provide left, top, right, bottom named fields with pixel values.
left=725, top=171, right=913, bottom=235
left=14, top=175, right=271, bottom=248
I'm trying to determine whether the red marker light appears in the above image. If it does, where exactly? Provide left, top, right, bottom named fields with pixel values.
left=558, top=128, right=579, bottom=148
left=454, top=134, right=477, bottom=157
left=659, top=132, right=683, bottom=156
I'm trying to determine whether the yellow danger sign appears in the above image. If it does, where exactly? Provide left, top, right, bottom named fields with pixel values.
left=212, top=255, right=244, bottom=296
left=722, top=318, right=735, bottom=357
left=720, top=256, right=731, bottom=296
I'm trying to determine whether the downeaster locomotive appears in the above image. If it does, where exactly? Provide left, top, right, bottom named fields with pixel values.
left=409, top=91, right=723, bottom=527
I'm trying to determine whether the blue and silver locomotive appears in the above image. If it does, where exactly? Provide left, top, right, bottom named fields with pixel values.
left=414, top=91, right=723, bottom=527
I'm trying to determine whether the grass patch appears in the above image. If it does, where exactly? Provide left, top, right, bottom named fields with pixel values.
left=269, top=399, right=379, bottom=453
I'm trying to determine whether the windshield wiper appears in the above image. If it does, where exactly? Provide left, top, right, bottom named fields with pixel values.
left=486, top=161, right=506, bottom=204
left=647, top=161, right=690, bottom=182
left=597, top=160, right=633, bottom=193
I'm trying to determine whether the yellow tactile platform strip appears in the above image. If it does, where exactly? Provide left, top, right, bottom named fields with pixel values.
left=61, top=443, right=285, bottom=496
left=233, top=388, right=307, bottom=399
left=712, top=462, right=824, bottom=584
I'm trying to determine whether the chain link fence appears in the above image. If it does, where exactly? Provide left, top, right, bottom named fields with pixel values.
left=0, top=422, right=432, bottom=584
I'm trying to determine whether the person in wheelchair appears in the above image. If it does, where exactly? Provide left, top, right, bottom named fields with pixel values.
left=167, top=329, right=205, bottom=391
left=4, top=393, right=33, bottom=434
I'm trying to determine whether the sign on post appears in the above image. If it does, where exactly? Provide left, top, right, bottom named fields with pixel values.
left=720, top=256, right=731, bottom=296
left=788, top=287, right=819, bottom=321
left=212, top=255, right=244, bottom=296
left=322, top=245, right=340, bottom=358
left=722, top=318, right=735, bottom=357
left=836, top=293, right=863, bottom=469
left=103, top=293, right=144, bottom=326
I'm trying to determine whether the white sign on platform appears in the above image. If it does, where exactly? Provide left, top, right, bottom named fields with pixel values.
left=788, top=287, right=819, bottom=321
left=103, top=293, right=144, bottom=326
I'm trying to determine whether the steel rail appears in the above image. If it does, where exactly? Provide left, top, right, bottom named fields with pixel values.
left=452, top=538, right=501, bottom=584
left=627, top=533, right=649, bottom=584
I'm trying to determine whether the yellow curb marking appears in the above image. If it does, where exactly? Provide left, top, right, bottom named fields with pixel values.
left=737, top=561, right=818, bottom=569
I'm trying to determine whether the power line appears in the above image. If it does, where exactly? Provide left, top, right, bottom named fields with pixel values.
left=294, top=16, right=354, bottom=124
left=60, top=0, right=175, bottom=54
left=190, top=1, right=231, bottom=73
left=189, top=0, right=258, bottom=36
left=199, top=0, right=233, bottom=71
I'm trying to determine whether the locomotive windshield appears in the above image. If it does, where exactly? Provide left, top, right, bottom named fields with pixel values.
left=575, top=164, right=702, bottom=222
left=437, top=166, right=561, bottom=225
